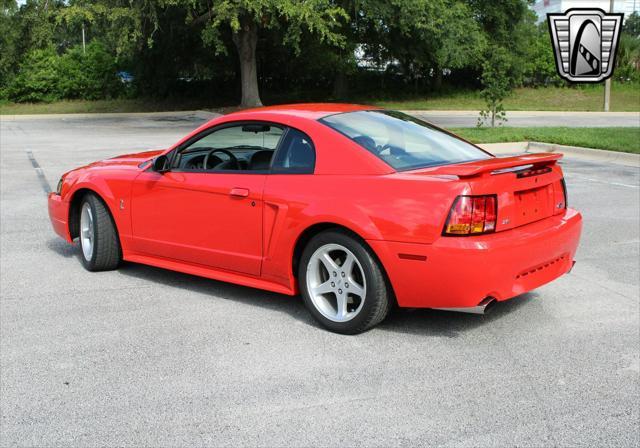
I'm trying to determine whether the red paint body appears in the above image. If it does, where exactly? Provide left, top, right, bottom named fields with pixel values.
left=48, top=104, right=582, bottom=308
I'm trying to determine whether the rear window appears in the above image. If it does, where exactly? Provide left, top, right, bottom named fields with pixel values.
left=319, top=110, right=491, bottom=171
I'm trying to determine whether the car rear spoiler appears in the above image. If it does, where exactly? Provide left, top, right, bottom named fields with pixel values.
left=421, top=153, right=563, bottom=178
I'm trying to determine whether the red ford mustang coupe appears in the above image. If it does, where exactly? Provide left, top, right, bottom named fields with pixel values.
left=48, top=104, right=582, bottom=334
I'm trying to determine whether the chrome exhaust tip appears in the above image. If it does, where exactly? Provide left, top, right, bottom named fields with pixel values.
left=433, top=297, right=496, bottom=315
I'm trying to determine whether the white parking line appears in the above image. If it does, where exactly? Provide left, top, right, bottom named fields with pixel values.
left=568, top=176, right=639, bottom=189
left=25, top=149, right=52, bottom=194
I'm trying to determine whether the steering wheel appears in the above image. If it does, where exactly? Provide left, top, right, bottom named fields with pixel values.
left=203, top=148, right=239, bottom=170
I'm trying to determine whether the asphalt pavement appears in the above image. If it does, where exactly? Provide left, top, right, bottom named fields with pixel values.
left=1, top=113, right=638, bottom=447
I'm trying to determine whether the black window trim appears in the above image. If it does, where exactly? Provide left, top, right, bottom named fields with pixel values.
left=164, top=120, right=316, bottom=175
left=270, top=127, right=316, bottom=175
left=168, top=120, right=283, bottom=175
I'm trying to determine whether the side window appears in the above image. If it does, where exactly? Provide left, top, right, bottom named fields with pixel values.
left=271, top=128, right=316, bottom=174
left=175, top=124, right=284, bottom=172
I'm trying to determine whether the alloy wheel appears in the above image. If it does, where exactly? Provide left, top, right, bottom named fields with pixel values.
left=305, top=243, right=367, bottom=322
left=80, top=202, right=94, bottom=261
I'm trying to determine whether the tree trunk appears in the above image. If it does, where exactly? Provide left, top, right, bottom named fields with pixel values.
left=491, top=104, right=496, bottom=128
left=332, top=70, right=348, bottom=99
left=433, top=66, right=443, bottom=91
left=232, top=16, right=262, bottom=108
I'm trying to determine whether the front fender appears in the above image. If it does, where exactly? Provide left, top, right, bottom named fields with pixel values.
left=64, top=168, right=137, bottom=245
left=67, top=176, right=118, bottom=216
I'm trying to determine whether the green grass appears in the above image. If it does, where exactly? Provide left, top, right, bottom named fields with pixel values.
left=375, top=83, right=640, bottom=111
left=450, top=127, right=640, bottom=154
left=2, top=82, right=639, bottom=115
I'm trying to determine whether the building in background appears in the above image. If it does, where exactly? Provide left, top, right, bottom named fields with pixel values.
left=532, top=0, right=639, bottom=23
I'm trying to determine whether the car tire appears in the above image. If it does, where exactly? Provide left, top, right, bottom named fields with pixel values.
left=78, top=193, right=121, bottom=272
left=299, top=230, right=391, bottom=334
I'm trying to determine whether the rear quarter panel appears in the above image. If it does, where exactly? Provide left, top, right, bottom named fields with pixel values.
left=262, top=173, right=469, bottom=286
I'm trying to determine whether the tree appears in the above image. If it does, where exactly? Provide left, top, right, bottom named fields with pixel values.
left=430, top=1, right=486, bottom=89
left=478, top=46, right=515, bottom=127
left=1, top=0, right=66, bottom=92
left=0, top=0, right=19, bottom=91
left=520, top=18, right=559, bottom=86
left=178, top=0, right=348, bottom=107
left=61, top=0, right=347, bottom=107
left=623, top=11, right=640, bottom=38
left=469, top=1, right=542, bottom=125
left=3, top=0, right=559, bottom=107
left=465, top=0, right=531, bottom=46
left=618, top=13, right=640, bottom=81
left=348, top=0, right=485, bottom=94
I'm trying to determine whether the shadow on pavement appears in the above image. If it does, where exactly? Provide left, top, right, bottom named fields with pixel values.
left=116, top=260, right=316, bottom=327
left=47, top=237, right=536, bottom=336
left=47, top=237, right=78, bottom=258
left=378, top=293, right=536, bottom=337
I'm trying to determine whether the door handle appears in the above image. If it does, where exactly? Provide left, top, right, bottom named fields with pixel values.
left=230, top=187, right=250, bottom=198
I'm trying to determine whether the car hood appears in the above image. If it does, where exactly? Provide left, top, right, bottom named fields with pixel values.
left=73, top=149, right=165, bottom=171
left=100, top=149, right=165, bottom=166
left=62, top=149, right=165, bottom=181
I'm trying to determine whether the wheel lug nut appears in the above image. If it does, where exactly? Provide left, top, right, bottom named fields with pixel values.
left=333, top=271, right=337, bottom=277
left=345, top=283, right=349, bottom=288
left=331, top=282, right=335, bottom=287
left=341, top=272, right=345, bottom=277
left=338, top=289, right=343, bottom=294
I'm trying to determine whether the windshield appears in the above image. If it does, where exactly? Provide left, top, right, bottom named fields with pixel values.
left=319, top=110, right=492, bottom=171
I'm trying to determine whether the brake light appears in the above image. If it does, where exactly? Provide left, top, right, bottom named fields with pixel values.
left=516, top=166, right=552, bottom=178
left=443, top=195, right=497, bottom=236
left=560, top=178, right=568, bottom=208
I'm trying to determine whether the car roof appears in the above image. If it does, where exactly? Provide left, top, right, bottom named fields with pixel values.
left=229, top=103, right=380, bottom=120
left=170, top=102, right=395, bottom=175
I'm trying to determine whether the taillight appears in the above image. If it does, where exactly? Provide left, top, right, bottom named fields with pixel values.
left=560, top=178, right=568, bottom=208
left=443, top=195, right=497, bottom=236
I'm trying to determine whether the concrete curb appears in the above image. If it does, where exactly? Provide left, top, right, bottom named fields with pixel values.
left=195, top=110, right=221, bottom=120
left=526, top=141, right=639, bottom=167
left=477, top=142, right=529, bottom=153
left=479, top=141, right=640, bottom=167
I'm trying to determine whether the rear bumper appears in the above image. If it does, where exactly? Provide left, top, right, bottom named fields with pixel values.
left=48, top=192, right=72, bottom=242
left=368, top=208, right=582, bottom=309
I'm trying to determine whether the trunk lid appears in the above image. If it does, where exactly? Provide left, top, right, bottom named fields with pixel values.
left=412, top=153, right=567, bottom=232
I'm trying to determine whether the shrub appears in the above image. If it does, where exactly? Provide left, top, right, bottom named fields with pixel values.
left=7, top=42, right=122, bottom=103
left=57, top=41, right=122, bottom=100
left=616, top=34, right=640, bottom=82
left=6, top=47, right=62, bottom=102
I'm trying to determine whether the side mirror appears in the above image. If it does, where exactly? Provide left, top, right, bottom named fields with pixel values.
left=153, top=155, right=169, bottom=173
